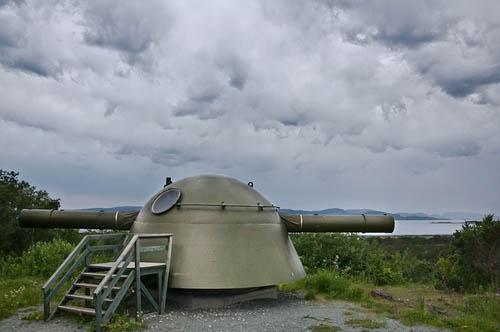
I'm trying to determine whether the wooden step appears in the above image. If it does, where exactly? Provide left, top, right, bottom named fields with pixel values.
left=74, top=282, right=121, bottom=291
left=58, top=305, right=96, bottom=316
left=65, top=294, right=113, bottom=302
left=88, top=262, right=166, bottom=270
left=81, top=272, right=128, bottom=278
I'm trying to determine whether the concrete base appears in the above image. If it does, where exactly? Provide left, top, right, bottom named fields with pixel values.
left=167, top=286, right=278, bottom=309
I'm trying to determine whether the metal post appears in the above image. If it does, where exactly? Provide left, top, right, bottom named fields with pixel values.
left=43, top=290, right=50, bottom=321
left=157, top=271, right=162, bottom=313
left=160, top=235, right=173, bottom=314
left=85, top=241, right=91, bottom=308
left=96, top=292, right=102, bottom=332
left=135, top=238, right=141, bottom=319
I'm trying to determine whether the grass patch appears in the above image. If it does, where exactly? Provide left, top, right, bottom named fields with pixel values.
left=345, top=318, right=386, bottom=328
left=100, top=313, right=147, bottom=332
left=21, top=310, right=44, bottom=321
left=283, top=271, right=500, bottom=332
left=280, top=270, right=366, bottom=302
left=360, top=284, right=500, bottom=332
left=309, top=324, right=342, bottom=332
left=0, top=277, right=44, bottom=320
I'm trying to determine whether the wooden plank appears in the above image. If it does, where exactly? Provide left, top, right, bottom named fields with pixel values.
left=96, top=292, right=102, bottom=332
left=88, top=262, right=166, bottom=269
left=137, top=233, right=173, bottom=238
left=161, top=236, right=173, bottom=314
left=58, top=305, right=96, bottom=316
left=81, top=272, right=127, bottom=278
left=74, top=283, right=120, bottom=291
left=87, top=233, right=127, bottom=240
left=140, top=281, right=159, bottom=313
left=43, top=291, right=50, bottom=321
left=140, top=245, right=167, bottom=253
left=65, top=294, right=112, bottom=302
left=89, top=244, right=122, bottom=252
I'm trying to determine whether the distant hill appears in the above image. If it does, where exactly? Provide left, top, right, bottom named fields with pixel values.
left=430, top=211, right=487, bottom=221
left=76, top=206, right=142, bottom=212
left=278, top=208, right=446, bottom=220
left=74, top=206, right=457, bottom=221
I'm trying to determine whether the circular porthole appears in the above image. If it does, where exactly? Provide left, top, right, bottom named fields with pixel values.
left=151, top=188, right=181, bottom=214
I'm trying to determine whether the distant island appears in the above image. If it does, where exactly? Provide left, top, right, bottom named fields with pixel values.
left=277, top=208, right=447, bottom=220
left=76, top=206, right=459, bottom=220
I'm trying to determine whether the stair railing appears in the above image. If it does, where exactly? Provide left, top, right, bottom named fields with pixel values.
left=94, top=233, right=173, bottom=329
left=42, top=233, right=127, bottom=321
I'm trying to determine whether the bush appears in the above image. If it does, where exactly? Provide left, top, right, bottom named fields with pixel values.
left=391, top=251, right=434, bottom=283
left=0, top=170, right=79, bottom=256
left=0, top=238, right=74, bottom=279
left=452, top=215, right=500, bottom=293
left=366, top=251, right=404, bottom=286
left=291, top=233, right=438, bottom=285
left=434, top=256, right=464, bottom=291
left=290, top=233, right=374, bottom=276
left=300, top=270, right=365, bottom=301
left=432, top=215, right=499, bottom=293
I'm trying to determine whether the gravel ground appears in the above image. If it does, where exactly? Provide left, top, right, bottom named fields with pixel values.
left=1, top=293, right=450, bottom=332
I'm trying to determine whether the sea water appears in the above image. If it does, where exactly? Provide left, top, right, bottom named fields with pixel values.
left=363, top=219, right=468, bottom=236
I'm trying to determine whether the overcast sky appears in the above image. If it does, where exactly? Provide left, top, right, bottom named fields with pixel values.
left=1, top=0, right=499, bottom=215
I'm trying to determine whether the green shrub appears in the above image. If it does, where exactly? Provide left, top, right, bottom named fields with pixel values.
left=304, top=289, right=317, bottom=300
left=392, top=251, right=434, bottom=283
left=290, top=233, right=373, bottom=276
left=299, top=270, right=365, bottom=301
left=0, top=238, right=74, bottom=279
left=369, top=254, right=404, bottom=286
left=461, top=294, right=500, bottom=322
left=18, top=238, right=74, bottom=277
left=451, top=215, right=499, bottom=293
left=100, top=313, right=147, bottom=332
left=434, top=256, right=463, bottom=291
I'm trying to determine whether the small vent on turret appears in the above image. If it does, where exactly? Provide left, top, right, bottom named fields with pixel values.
left=164, top=177, right=172, bottom=187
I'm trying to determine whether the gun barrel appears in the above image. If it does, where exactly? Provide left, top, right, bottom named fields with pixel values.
left=279, top=213, right=394, bottom=233
left=19, top=209, right=138, bottom=230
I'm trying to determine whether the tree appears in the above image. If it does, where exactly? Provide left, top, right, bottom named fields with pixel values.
left=453, top=215, right=500, bottom=293
left=0, top=170, right=80, bottom=255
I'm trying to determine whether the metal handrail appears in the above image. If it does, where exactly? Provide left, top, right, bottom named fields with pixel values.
left=41, top=232, right=173, bottom=330
left=43, top=236, right=89, bottom=292
left=42, top=233, right=127, bottom=321
left=175, top=202, right=279, bottom=209
left=94, top=235, right=138, bottom=296
left=93, top=233, right=173, bottom=329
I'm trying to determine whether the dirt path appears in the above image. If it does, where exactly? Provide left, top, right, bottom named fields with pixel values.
left=1, top=293, right=450, bottom=332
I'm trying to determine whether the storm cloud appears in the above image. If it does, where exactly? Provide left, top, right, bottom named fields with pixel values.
left=1, top=0, right=499, bottom=215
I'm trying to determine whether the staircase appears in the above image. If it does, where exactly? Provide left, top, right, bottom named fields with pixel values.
left=42, top=233, right=173, bottom=332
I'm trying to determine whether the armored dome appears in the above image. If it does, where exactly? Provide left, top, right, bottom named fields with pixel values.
left=131, top=174, right=306, bottom=289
